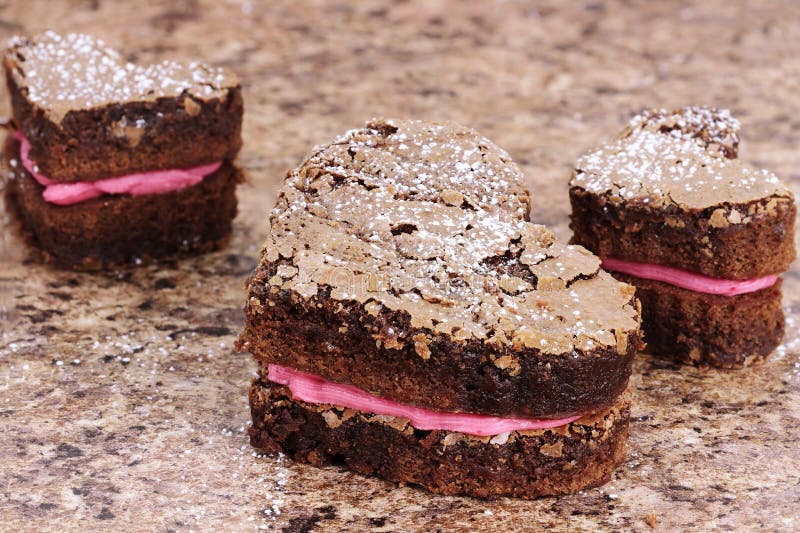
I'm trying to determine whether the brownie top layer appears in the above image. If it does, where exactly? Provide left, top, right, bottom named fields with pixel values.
left=4, top=31, right=239, bottom=123
left=259, top=118, right=639, bottom=355
left=571, top=106, right=793, bottom=210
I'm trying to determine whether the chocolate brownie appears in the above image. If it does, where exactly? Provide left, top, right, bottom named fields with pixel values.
left=2, top=32, right=244, bottom=269
left=4, top=32, right=242, bottom=181
left=613, top=273, right=784, bottom=367
left=569, top=106, right=796, bottom=366
left=249, top=379, right=631, bottom=499
left=5, top=137, right=240, bottom=269
left=570, top=106, right=795, bottom=279
left=238, top=118, right=643, bottom=419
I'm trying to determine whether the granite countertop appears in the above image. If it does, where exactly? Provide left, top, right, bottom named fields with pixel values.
left=1, top=1, right=799, bottom=531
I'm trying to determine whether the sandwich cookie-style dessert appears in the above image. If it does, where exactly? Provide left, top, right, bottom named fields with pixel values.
left=238, top=119, right=643, bottom=498
left=3, top=31, right=243, bottom=269
left=570, top=107, right=796, bottom=367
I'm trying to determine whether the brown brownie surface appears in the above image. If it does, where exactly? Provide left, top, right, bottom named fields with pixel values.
left=249, top=303, right=639, bottom=419
left=5, top=137, right=240, bottom=270
left=238, top=118, right=642, bottom=418
left=5, top=32, right=242, bottom=181
left=569, top=106, right=795, bottom=279
left=569, top=186, right=796, bottom=279
left=613, top=273, right=784, bottom=368
left=249, top=380, right=630, bottom=499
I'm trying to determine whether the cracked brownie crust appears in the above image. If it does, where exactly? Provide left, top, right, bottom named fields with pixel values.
left=4, top=32, right=243, bottom=181
left=249, top=379, right=630, bottom=499
left=5, top=137, right=240, bottom=269
left=569, top=106, right=795, bottom=279
left=239, top=118, right=642, bottom=418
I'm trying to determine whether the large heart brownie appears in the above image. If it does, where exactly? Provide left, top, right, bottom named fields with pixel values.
left=239, top=118, right=642, bottom=418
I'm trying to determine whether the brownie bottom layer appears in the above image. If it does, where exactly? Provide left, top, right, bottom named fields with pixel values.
left=613, top=273, right=784, bottom=368
left=249, top=379, right=630, bottom=499
left=5, top=140, right=240, bottom=270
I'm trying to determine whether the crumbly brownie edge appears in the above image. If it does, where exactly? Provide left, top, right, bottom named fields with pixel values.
left=249, top=380, right=630, bottom=499
left=612, top=273, right=784, bottom=368
left=5, top=138, right=240, bottom=270
left=6, top=70, right=243, bottom=181
left=239, top=272, right=641, bottom=419
left=569, top=185, right=796, bottom=279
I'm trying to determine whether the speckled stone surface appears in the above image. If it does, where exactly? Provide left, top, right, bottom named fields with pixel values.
left=1, top=1, right=799, bottom=531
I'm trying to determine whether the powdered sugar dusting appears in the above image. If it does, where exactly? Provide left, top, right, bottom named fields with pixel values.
left=571, top=106, right=791, bottom=209
left=254, top=119, right=641, bottom=356
left=6, top=32, right=238, bottom=121
left=624, top=106, right=741, bottom=158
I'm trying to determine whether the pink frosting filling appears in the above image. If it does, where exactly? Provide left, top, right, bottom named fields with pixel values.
left=14, top=132, right=221, bottom=206
left=601, top=257, right=778, bottom=296
left=267, top=364, right=580, bottom=437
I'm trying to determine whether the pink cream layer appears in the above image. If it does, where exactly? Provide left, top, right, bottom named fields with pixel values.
left=601, top=257, right=778, bottom=296
left=15, top=132, right=221, bottom=206
left=267, top=364, right=580, bottom=437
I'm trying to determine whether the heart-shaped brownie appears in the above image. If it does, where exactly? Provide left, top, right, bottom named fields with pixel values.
left=5, top=31, right=242, bottom=180
left=3, top=31, right=243, bottom=268
left=569, top=106, right=796, bottom=366
left=239, top=118, right=642, bottom=418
